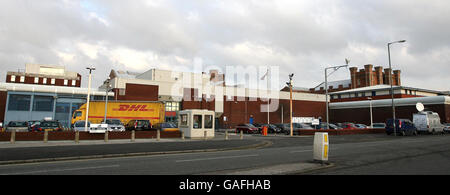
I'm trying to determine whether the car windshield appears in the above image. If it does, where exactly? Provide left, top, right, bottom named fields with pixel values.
left=40, top=121, right=60, bottom=128
left=9, top=121, right=28, bottom=127
left=105, top=119, right=122, bottom=125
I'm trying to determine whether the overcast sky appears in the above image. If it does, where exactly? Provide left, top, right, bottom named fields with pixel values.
left=0, top=0, right=449, bottom=91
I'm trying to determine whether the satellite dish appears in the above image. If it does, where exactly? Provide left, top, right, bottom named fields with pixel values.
left=416, top=102, right=425, bottom=112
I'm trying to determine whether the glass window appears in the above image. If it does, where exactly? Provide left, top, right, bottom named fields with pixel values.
left=64, top=79, right=68, bottom=85
left=180, top=114, right=188, bottom=126
left=204, top=115, right=213, bottom=129
left=51, top=78, right=55, bottom=85
left=43, top=78, right=47, bottom=84
left=33, top=96, right=54, bottom=112
left=72, top=80, right=76, bottom=86
left=20, top=76, right=25, bottom=83
left=8, top=94, right=31, bottom=111
left=10, top=75, right=15, bottom=82
left=193, top=115, right=202, bottom=129
left=34, top=77, right=39, bottom=84
left=372, top=91, right=376, bottom=97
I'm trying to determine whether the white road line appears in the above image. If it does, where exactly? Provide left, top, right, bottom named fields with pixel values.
left=175, top=154, right=259, bottom=163
left=3, top=165, right=120, bottom=175
left=289, top=150, right=313, bottom=153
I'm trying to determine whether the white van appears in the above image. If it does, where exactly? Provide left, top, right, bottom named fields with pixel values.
left=413, top=111, right=444, bottom=134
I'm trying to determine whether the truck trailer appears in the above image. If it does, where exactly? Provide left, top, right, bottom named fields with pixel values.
left=71, top=101, right=165, bottom=127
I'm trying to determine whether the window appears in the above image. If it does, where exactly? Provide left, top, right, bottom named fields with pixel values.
left=372, top=91, right=376, bottom=97
left=20, top=76, right=25, bottom=83
left=64, top=79, right=68, bottom=86
left=165, top=102, right=180, bottom=112
left=8, top=94, right=31, bottom=111
left=180, top=114, right=188, bottom=126
left=34, top=77, right=39, bottom=84
left=43, top=78, right=47, bottom=84
left=51, top=78, right=55, bottom=85
left=72, top=80, right=76, bottom=86
left=204, top=115, right=213, bottom=129
left=193, top=115, right=202, bottom=129
left=33, top=95, right=54, bottom=112
left=10, top=75, right=15, bottom=82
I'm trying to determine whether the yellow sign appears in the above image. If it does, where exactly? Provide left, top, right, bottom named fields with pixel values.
left=324, top=144, right=328, bottom=159
left=324, top=134, right=328, bottom=143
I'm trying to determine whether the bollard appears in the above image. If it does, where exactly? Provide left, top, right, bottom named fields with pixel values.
left=204, top=131, right=207, bottom=141
left=157, top=130, right=160, bottom=141
left=181, top=131, right=185, bottom=140
left=75, top=131, right=80, bottom=143
left=10, top=130, right=16, bottom=144
left=240, top=130, right=244, bottom=140
left=43, top=130, right=48, bottom=143
left=104, top=131, right=109, bottom=142
left=313, top=132, right=329, bottom=163
left=131, top=130, right=135, bottom=142
left=225, top=130, right=229, bottom=140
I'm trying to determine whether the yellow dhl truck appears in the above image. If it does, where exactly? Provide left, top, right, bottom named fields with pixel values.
left=71, top=101, right=165, bottom=126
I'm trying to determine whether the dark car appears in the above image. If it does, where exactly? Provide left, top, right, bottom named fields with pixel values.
left=38, top=121, right=63, bottom=132
left=235, top=124, right=259, bottom=134
left=125, top=120, right=153, bottom=131
left=262, top=124, right=282, bottom=134
left=6, top=121, right=30, bottom=132
left=386, top=119, right=418, bottom=136
left=316, top=122, right=342, bottom=130
left=275, top=123, right=291, bottom=134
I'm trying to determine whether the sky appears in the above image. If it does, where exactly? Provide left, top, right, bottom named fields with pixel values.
left=0, top=0, right=449, bottom=91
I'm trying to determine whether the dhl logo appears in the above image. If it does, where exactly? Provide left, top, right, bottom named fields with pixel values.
left=112, top=105, right=155, bottom=112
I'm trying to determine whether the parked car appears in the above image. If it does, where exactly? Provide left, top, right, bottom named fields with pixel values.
left=157, top=122, right=180, bottom=132
left=372, top=123, right=386, bottom=129
left=72, top=120, right=91, bottom=132
left=293, top=123, right=314, bottom=130
left=386, top=119, right=418, bottom=136
left=341, top=123, right=358, bottom=130
left=39, top=121, right=63, bottom=132
left=444, top=123, right=450, bottom=133
left=101, top=119, right=125, bottom=132
left=235, top=124, right=259, bottom=134
left=6, top=121, right=30, bottom=132
left=274, top=123, right=291, bottom=134
left=28, top=120, right=41, bottom=132
left=125, top=120, right=153, bottom=131
left=413, top=111, right=444, bottom=134
left=264, top=124, right=282, bottom=133
left=355, top=124, right=369, bottom=129
left=316, top=122, right=342, bottom=130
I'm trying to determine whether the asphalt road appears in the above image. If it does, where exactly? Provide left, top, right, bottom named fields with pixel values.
left=0, top=133, right=449, bottom=175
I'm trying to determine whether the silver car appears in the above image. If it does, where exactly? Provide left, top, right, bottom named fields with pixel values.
left=6, top=121, right=30, bottom=132
left=102, top=119, right=125, bottom=132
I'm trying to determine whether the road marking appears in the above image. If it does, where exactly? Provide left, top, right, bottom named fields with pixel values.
left=2, top=165, right=120, bottom=175
left=175, top=154, right=259, bottom=163
left=289, top=150, right=313, bottom=153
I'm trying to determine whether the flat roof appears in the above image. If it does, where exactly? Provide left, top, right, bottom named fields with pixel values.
left=329, top=84, right=444, bottom=95
left=0, top=82, right=113, bottom=96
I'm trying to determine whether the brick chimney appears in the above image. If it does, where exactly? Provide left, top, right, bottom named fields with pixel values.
left=384, top=68, right=392, bottom=85
left=349, top=67, right=358, bottom=88
left=393, top=70, right=401, bottom=86
left=374, top=66, right=383, bottom=85
left=364, top=64, right=374, bottom=86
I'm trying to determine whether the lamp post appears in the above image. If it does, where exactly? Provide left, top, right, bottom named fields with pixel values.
left=103, top=77, right=111, bottom=124
left=325, top=59, right=349, bottom=129
left=85, top=66, right=96, bottom=132
left=368, top=97, right=373, bottom=128
left=287, top=74, right=294, bottom=137
left=388, top=40, right=406, bottom=136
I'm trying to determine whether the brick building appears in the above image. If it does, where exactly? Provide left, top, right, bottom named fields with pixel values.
left=309, top=64, right=401, bottom=94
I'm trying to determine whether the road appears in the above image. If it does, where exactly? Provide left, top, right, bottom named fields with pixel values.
left=0, top=133, right=450, bottom=175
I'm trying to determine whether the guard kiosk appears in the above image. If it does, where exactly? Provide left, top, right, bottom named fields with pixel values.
left=178, top=109, right=215, bottom=138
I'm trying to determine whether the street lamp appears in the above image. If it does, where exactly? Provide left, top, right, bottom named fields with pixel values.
left=387, top=40, right=406, bottom=136
left=325, top=59, right=350, bottom=129
left=368, top=97, right=373, bottom=128
left=85, top=66, right=96, bottom=132
left=286, top=73, right=294, bottom=137
left=103, top=77, right=112, bottom=124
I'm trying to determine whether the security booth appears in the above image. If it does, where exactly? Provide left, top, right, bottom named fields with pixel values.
left=178, top=109, right=215, bottom=138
